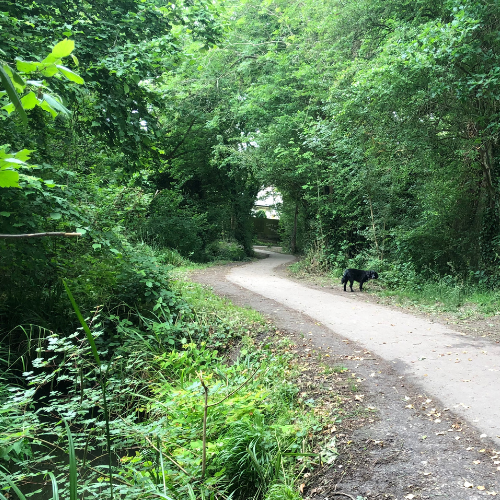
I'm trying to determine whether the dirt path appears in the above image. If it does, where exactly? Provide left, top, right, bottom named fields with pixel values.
left=191, top=250, right=500, bottom=499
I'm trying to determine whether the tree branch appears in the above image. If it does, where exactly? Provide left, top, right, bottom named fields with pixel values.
left=0, top=232, right=82, bottom=239
left=162, top=117, right=198, bottom=161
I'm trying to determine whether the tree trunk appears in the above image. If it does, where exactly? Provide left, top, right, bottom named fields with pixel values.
left=291, top=202, right=298, bottom=253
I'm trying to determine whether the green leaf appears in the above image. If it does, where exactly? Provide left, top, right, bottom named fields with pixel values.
left=14, top=149, right=33, bottom=161
left=62, top=280, right=101, bottom=366
left=2, top=102, right=15, bottom=114
left=71, top=54, right=79, bottom=67
left=56, top=65, right=84, bottom=84
left=63, top=420, right=78, bottom=500
left=124, top=83, right=130, bottom=94
left=47, top=472, right=59, bottom=500
left=20, top=91, right=38, bottom=110
left=92, top=243, right=102, bottom=250
left=15, top=59, right=38, bottom=73
left=0, top=170, right=20, bottom=188
left=3, top=64, right=25, bottom=91
left=42, top=93, right=70, bottom=116
left=0, top=66, right=27, bottom=125
left=0, top=212, right=11, bottom=216
left=40, top=63, right=59, bottom=77
left=51, top=39, right=75, bottom=58
left=39, top=99, right=58, bottom=118
left=49, top=212, right=62, bottom=220
left=0, top=471, right=27, bottom=500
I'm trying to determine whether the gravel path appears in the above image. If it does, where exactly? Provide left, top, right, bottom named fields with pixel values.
left=228, top=250, right=500, bottom=445
left=191, top=250, right=500, bottom=499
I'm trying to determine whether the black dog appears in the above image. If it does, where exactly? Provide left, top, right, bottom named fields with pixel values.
left=341, top=269, right=378, bottom=292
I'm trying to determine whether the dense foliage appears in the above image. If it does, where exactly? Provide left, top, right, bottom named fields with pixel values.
left=3, top=0, right=500, bottom=497
left=185, top=0, right=500, bottom=284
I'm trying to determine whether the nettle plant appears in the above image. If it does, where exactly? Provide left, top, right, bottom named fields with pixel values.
left=0, top=39, right=84, bottom=189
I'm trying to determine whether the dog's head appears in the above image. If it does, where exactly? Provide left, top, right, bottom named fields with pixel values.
left=369, top=271, right=379, bottom=280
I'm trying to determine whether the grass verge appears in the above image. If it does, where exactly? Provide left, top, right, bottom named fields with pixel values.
left=1, top=267, right=337, bottom=500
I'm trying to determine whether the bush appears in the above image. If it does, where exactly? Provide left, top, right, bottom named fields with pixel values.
left=205, top=240, right=247, bottom=261
left=140, top=189, right=212, bottom=260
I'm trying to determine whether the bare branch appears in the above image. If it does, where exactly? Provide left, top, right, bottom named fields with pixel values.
left=0, top=232, right=82, bottom=239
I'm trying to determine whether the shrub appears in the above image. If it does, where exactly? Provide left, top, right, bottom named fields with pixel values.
left=205, top=240, right=247, bottom=261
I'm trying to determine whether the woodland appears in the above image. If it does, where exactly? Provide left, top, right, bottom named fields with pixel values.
left=1, top=0, right=500, bottom=498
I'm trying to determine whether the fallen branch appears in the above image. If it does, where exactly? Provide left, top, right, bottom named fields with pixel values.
left=0, top=232, right=82, bottom=239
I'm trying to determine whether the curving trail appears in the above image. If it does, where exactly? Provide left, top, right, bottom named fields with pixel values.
left=228, top=250, right=500, bottom=445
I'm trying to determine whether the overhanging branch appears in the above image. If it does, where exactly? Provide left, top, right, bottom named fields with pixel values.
left=0, top=232, right=82, bottom=239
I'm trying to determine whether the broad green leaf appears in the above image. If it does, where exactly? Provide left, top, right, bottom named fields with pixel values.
left=71, top=54, right=79, bottom=66
left=49, top=212, right=62, bottom=220
left=2, top=102, right=15, bottom=114
left=0, top=170, right=20, bottom=188
left=39, top=99, right=58, bottom=118
left=15, top=59, right=38, bottom=73
left=171, top=25, right=183, bottom=36
left=20, top=91, right=38, bottom=110
left=124, top=83, right=130, bottom=94
left=2, top=64, right=25, bottom=91
left=0, top=212, right=11, bottom=216
left=40, top=63, right=59, bottom=77
left=51, top=39, right=75, bottom=58
left=92, top=243, right=102, bottom=250
left=14, top=149, right=33, bottom=161
left=0, top=66, right=27, bottom=125
left=42, top=93, right=70, bottom=116
left=56, top=65, right=84, bottom=84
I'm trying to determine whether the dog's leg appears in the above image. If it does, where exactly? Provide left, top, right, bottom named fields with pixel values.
left=349, top=279, right=354, bottom=292
left=361, top=276, right=371, bottom=291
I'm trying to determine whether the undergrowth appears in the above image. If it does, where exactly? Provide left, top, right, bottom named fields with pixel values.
left=1, top=246, right=321, bottom=500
